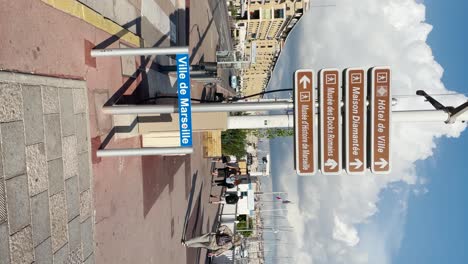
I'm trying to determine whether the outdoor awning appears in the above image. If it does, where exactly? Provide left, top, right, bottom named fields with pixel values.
left=247, top=189, right=255, bottom=211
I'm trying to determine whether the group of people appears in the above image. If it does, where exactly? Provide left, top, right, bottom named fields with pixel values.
left=211, top=163, right=241, bottom=187
left=181, top=157, right=245, bottom=257
left=209, top=158, right=244, bottom=205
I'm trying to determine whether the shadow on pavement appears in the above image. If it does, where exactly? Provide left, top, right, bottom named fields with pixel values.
left=182, top=171, right=199, bottom=240
left=94, top=17, right=144, bottom=50
left=141, top=154, right=191, bottom=217
left=98, top=17, right=171, bottom=107
left=189, top=3, right=218, bottom=64
left=184, top=185, right=205, bottom=264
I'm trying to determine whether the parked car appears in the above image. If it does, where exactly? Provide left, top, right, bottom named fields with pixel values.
left=230, top=75, right=238, bottom=90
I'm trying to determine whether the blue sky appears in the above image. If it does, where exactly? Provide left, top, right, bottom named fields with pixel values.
left=379, top=1, right=468, bottom=263
left=264, top=0, right=468, bottom=262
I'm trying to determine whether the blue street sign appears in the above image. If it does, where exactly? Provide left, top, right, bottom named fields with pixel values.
left=176, top=54, right=193, bottom=147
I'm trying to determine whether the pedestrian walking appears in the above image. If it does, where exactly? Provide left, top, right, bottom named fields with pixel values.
left=212, top=166, right=239, bottom=178
left=182, top=225, right=243, bottom=256
left=212, top=170, right=241, bottom=188
left=209, top=193, right=243, bottom=205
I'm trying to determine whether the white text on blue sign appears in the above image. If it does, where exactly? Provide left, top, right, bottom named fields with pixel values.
left=176, top=54, right=193, bottom=147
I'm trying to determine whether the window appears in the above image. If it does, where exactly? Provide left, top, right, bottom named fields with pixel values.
left=250, top=10, right=260, bottom=19
left=262, top=9, right=271, bottom=19
left=274, top=9, right=284, bottom=18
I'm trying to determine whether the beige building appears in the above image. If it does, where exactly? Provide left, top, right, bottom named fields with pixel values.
left=237, top=0, right=309, bottom=96
left=242, top=39, right=280, bottom=95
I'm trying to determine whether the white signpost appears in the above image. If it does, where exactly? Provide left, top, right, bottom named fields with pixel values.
left=370, top=67, right=391, bottom=174
left=294, top=69, right=316, bottom=176
left=344, top=68, right=366, bottom=174
left=291, top=66, right=394, bottom=176
left=319, top=69, right=342, bottom=175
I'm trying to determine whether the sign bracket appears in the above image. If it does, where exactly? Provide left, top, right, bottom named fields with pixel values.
left=416, top=90, right=468, bottom=123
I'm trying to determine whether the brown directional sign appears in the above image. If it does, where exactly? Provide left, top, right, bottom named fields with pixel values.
left=344, top=68, right=366, bottom=174
left=370, top=67, right=391, bottom=174
left=319, top=69, right=341, bottom=175
left=294, top=70, right=315, bottom=176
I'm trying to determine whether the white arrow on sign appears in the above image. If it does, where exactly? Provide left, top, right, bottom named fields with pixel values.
left=349, top=159, right=363, bottom=170
left=299, top=75, right=311, bottom=89
left=324, top=159, right=338, bottom=170
left=374, top=158, right=388, bottom=169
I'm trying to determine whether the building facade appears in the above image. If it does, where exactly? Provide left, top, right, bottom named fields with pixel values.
left=236, top=0, right=309, bottom=96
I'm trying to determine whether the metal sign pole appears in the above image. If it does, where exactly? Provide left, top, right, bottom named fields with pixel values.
left=102, top=101, right=294, bottom=115
left=90, top=46, right=189, bottom=57
left=96, top=147, right=193, bottom=157
left=225, top=109, right=468, bottom=130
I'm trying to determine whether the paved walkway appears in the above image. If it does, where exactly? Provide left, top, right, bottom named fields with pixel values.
left=0, top=0, right=232, bottom=263
left=0, top=72, right=94, bottom=263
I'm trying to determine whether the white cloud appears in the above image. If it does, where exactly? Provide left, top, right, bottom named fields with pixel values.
left=333, top=215, right=360, bottom=247
left=266, top=0, right=467, bottom=263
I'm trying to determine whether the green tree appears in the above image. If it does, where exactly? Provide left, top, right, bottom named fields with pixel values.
left=252, top=128, right=294, bottom=139
left=221, top=129, right=248, bottom=159
left=229, top=5, right=239, bottom=18
left=235, top=215, right=253, bottom=237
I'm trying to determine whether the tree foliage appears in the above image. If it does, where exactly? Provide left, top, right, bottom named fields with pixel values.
left=229, top=4, right=239, bottom=18
left=221, top=129, right=248, bottom=159
left=236, top=215, right=253, bottom=237
left=251, top=128, right=294, bottom=139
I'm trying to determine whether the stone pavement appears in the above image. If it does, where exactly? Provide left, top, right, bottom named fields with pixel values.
left=0, top=72, right=94, bottom=263
left=0, top=0, right=233, bottom=263
left=79, top=0, right=184, bottom=45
